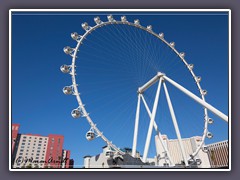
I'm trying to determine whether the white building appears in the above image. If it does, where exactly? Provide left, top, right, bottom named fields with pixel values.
left=155, top=135, right=211, bottom=168
left=83, top=146, right=115, bottom=168
left=83, top=146, right=146, bottom=168
left=13, top=134, right=49, bottom=168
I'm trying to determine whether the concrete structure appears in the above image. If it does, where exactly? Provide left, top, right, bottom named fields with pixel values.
left=155, top=135, right=211, bottom=168
left=207, top=140, right=228, bottom=168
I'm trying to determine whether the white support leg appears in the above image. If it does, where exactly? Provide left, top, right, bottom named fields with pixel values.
left=140, top=94, right=175, bottom=166
left=163, top=75, right=228, bottom=122
left=132, top=93, right=141, bottom=157
left=163, top=82, right=189, bottom=167
left=142, top=78, right=162, bottom=163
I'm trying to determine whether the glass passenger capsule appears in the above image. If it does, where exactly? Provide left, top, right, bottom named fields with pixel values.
left=63, top=86, right=73, bottom=95
left=63, top=46, right=74, bottom=55
left=159, top=33, right=164, bottom=39
left=147, top=25, right=152, bottom=31
left=82, top=22, right=90, bottom=31
left=94, top=16, right=102, bottom=25
left=134, top=19, right=140, bottom=25
left=60, top=65, right=70, bottom=73
left=121, top=16, right=127, bottom=22
left=207, top=132, right=213, bottom=139
left=86, top=131, right=95, bottom=141
left=71, top=109, right=81, bottom=118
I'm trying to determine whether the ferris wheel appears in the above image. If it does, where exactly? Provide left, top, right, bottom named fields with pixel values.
left=60, top=14, right=228, bottom=167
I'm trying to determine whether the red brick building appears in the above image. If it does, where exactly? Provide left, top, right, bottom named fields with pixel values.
left=12, top=124, right=20, bottom=153
left=44, top=134, right=64, bottom=168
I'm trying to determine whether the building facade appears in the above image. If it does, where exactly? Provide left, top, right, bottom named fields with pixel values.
left=61, top=150, right=71, bottom=168
left=11, top=123, right=73, bottom=168
left=207, top=140, right=228, bottom=168
left=12, top=134, right=49, bottom=168
left=44, top=134, right=64, bottom=168
left=84, top=146, right=113, bottom=168
left=12, top=124, right=20, bottom=153
left=155, top=135, right=211, bottom=168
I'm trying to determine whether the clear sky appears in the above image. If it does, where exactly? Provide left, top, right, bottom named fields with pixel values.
left=11, top=10, right=229, bottom=168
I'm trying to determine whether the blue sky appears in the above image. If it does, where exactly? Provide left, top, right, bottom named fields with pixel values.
left=11, top=10, right=229, bottom=168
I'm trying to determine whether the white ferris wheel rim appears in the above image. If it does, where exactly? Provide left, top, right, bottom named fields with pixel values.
left=65, top=15, right=209, bottom=161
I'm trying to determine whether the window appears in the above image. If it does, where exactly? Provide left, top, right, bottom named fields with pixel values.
left=22, top=143, right=25, bottom=145
left=36, top=157, right=39, bottom=159
left=37, top=150, right=40, bottom=153
left=23, top=136, right=26, bottom=139
left=15, top=126, right=19, bottom=130
left=38, top=144, right=41, bottom=146
left=19, top=153, right=23, bottom=155
left=21, top=146, right=24, bottom=149
left=28, top=143, right=30, bottom=145
left=39, top=141, right=42, bottom=143
left=38, top=147, right=41, bottom=149
left=32, top=150, right=34, bottom=152
left=20, top=149, right=24, bottom=152
left=22, top=140, right=26, bottom=142
left=39, top=138, right=42, bottom=140
left=36, top=154, right=40, bottom=156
